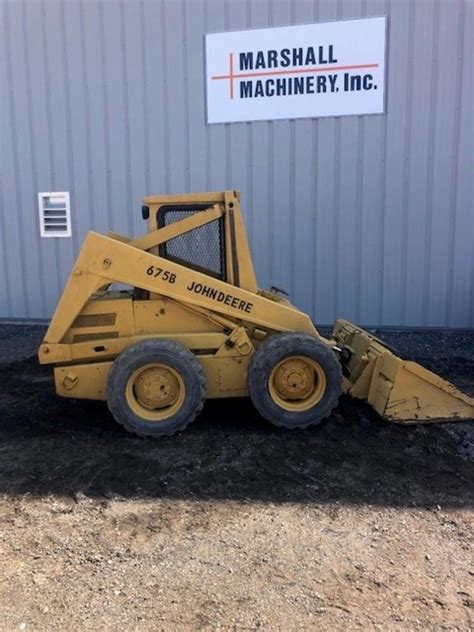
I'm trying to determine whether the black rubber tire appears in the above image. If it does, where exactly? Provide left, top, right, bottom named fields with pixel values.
left=106, top=339, right=206, bottom=438
left=248, top=332, right=342, bottom=429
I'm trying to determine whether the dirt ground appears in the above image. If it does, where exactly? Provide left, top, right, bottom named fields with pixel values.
left=0, top=324, right=473, bottom=631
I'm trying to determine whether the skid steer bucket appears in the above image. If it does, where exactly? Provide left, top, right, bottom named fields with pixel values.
left=332, top=320, right=474, bottom=424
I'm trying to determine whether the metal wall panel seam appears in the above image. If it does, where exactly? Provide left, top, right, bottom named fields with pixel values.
left=160, top=0, right=170, bottom=193
left=40, top=0, right=62, bottom=297
left=21, top=0, right=47, bottom=316
left=139, top=1, right=151, bottom=195
left=354, top=0, right=368, bottom=324
left=422, top=0, right=440, bottom=324
left=310, top=0, right=320, bottom=320
left=400, top=0, right=415, bottom=325
left=59, top=0, right=79, bottom=255
left=333, top=0, right=343, bottom=322
left=13, top=0, right=45, bottom=315
left=289, top=116, right=296, bottom=294
left=377, top=0, right=389, bottom=325
left=204, top=0, right=211, bottom=192
left=245, top=0, right=253, bottom=249
left=245, top=129, right=256, bottom=242
left=225, top=122, right=232, bottom=189
left=446, top=0, right=466, bottom=327
left=266, top=0, right=274, bottom=284
left=182, top=0, right=191, bottom=192
left=5, top=0, right=30, bottom=317
left=355, top=115, right=364, bottom=324
left=78, top=0, right=96, bottom=232
left=0, top=10, right=12, bottom=315
left=224, top=0, right=232, bottom=191
left=0, top=187, right=13, bottom=316
left=332, top=120, right=341, bottom=322
left=119, top=0, right=134, bottom=236
left=288, top=0, right=297, bottom=301
left=462, top=0, right=474, bottom=327
left=245, top=125, right=253, bottom=249
left=98, top=1, right=113, bottom=229
left=310, top=118, right=319, bottom=320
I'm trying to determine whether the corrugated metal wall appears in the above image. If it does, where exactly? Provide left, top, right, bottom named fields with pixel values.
left=1, top=0, right=473, bottom=327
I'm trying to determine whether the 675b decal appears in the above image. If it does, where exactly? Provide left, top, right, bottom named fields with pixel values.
left=146, top=266, right=176, bottom=284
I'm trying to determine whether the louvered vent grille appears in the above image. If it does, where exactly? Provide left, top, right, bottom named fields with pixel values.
left=38, top=192, right=71, bottom=237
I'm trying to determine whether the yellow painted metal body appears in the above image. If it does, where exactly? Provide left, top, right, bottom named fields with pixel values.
left=39, top=191, right=315, bottom=403
left=54, top=327, right=253, bottom=401
left=39, top=190, right=473, bottom=425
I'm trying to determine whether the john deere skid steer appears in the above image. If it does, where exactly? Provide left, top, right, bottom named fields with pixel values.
left=38, top=191, right=473, bottom=437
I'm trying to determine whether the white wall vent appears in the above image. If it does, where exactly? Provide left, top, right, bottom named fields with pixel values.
left=38, top=192, right=71, bottom=237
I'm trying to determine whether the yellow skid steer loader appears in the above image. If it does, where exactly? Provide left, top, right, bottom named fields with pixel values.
left=38, top=191, right=474, bottom=437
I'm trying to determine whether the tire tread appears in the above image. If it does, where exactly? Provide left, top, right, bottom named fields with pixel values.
left=248, top=332, right=342, bottom=429
left=106, top=339, right=206, bottom=438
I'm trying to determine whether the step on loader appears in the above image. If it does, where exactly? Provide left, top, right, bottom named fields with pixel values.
left=38, top=191, right=474, bottom=437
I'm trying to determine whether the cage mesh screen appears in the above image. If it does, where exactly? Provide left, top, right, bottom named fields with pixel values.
left=158, top=206, right=225, bottom=279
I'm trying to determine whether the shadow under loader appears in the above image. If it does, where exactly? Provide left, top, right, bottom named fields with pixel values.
left=1, top=350, right=472, bottom=509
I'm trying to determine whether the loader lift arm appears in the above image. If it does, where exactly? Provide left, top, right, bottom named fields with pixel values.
left=39, top=229, right=318, bottom=350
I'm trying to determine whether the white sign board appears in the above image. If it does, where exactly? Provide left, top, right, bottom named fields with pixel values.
left=206, top=17, right=386, bottom=124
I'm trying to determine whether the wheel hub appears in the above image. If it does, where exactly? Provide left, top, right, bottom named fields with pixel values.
left=134, top=367, right=178, bottom=409
left=269, top=355, right=326, bottom=411
left=125, top=363, right=185, bottom=421
left=273, top=358, right=315, bottom=399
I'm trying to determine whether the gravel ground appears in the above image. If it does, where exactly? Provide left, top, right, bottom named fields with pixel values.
left=0, top=324, right=473, bottom=630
